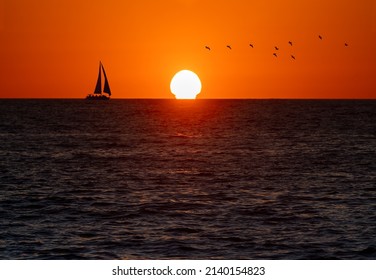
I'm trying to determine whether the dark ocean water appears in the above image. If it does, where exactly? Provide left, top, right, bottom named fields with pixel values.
left=0, top=99, right=375, bottom=259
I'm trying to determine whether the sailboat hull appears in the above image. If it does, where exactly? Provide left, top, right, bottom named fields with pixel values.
left=86, top=94, right=110, bottom=100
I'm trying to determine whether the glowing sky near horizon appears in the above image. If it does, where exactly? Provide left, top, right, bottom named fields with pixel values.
left=0, top=0, right=375, bottom=98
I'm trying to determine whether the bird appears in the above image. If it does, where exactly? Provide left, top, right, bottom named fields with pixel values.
left=227, top=45, right=232, bottom=50
left=249, top=43, right=254, bottom=48
left=205, top=46, right=211, bottom=51
left=345, top=43, right=349, bottom=47
left=275, top=46, right=279, bottom=50
left=319, top=35, right=323, bottom=40
left=291, top=55, right=296, bottom=60
left=273, top=53, right=278, bottom=57
left=288, top=41, right=293, bottom=46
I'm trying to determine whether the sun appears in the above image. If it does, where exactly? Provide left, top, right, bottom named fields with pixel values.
left=170, top=70, right=202, bottom=99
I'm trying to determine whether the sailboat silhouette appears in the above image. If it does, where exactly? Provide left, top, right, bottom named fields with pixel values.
left=86, top=62, right=111, bottom=100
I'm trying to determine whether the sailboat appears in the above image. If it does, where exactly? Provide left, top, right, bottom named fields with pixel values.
left=86, top=61, right=111, bottom=100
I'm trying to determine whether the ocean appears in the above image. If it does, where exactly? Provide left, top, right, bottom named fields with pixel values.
left=0, top=99, right=375, bottom=259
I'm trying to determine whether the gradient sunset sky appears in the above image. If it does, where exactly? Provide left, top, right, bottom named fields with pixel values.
left=1, top=0, right=375, bottom=99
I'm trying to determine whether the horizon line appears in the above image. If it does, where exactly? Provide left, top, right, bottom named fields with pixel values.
left=0, top=97, right=376, bottom=101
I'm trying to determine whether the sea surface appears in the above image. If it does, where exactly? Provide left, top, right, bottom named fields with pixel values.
left=0, top=99, right=375, bottom=259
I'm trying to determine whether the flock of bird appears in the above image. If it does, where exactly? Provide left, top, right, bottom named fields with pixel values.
left=205, top=35, right=349, bottom=60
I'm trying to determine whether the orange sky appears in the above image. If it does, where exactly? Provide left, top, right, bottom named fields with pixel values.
left=1, top=0, right=376, bottom=99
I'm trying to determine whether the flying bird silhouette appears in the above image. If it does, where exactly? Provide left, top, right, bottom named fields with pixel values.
left=273, top=53, right=278, bottom=57
left=249, top=44, right=254, bottom=48
left=319, top=35, right=323, bottom=40
left=275, top=46, right=279, bottom=50
left=288, top=41, right=293, bottom=46
left=227, top=45, right=232, bottom=50
left=345, top=43, right=348, bottom=47
left=205, top=46, right=211, bottom=51
left=291, top=55, right=296, bottom=60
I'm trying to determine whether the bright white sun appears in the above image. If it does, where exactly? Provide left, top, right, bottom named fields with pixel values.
left=170, top=70, right=202, bottom=99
